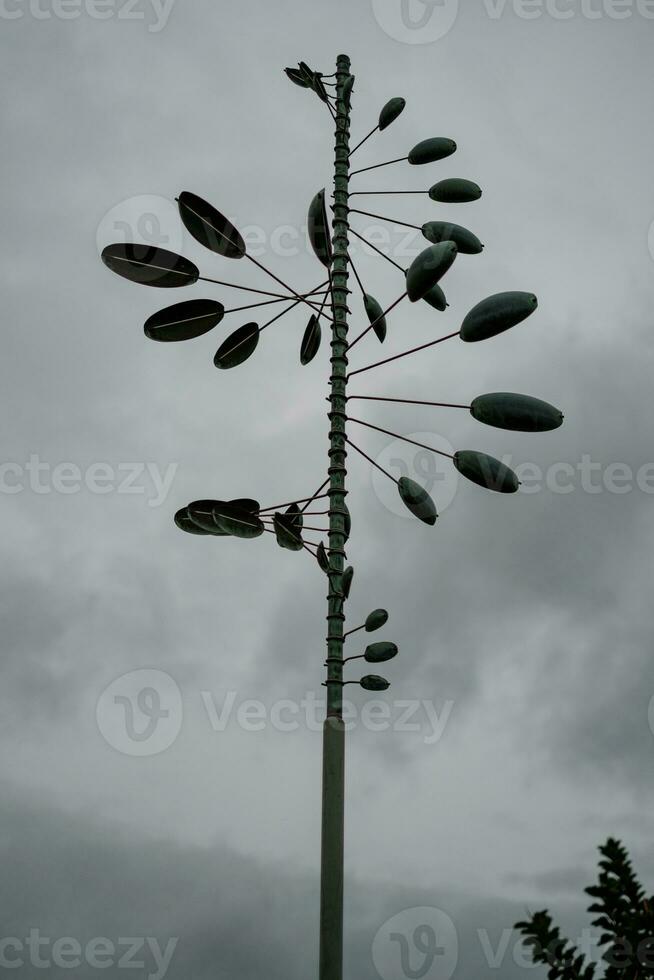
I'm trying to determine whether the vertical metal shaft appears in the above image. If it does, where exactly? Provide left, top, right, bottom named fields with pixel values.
left=320, top=52, right=351, bottom=980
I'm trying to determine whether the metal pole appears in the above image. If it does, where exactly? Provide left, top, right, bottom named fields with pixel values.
left=320, top=52, right=351, bottom=980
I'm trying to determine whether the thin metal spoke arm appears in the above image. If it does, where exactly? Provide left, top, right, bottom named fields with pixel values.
left=349, top=207, right=420, bottom=231
left=349, top=189, right=427, bottom=196
left=260, top=492, right=329, bottom=514
left=199, top=276, right=316, bottom=300
left=346, top=416, right=454, bottom=460
left=301, top=478, right=331, bottom=514
left=348, top=123, right=380, bottom=158
left=224, top=281, right=329, bottom=315
left=347, top=395, right=471, bottom=410
left=346, top=291, right=407, bottom=353
left=244, top=252, right=336, bottom=323
left=345, top=435, right=398, bottom=485
left=347, top=254, right=366, bottom=297
left=348, top=227, right=406, bottom=273
left=350, top=156, right=408, bottom=177
left=347, top=330, right=460, bottom=380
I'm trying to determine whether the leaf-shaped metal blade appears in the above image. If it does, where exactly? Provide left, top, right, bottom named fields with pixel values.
left=343, top=75, right=354, bottom=109
left=273, top=512, right=304, bottom=552
left=300, top=314, right=322, bottom=365
left=365, top=609, right=389, bottom=632
left=406, top=243, right=457, bottom=302
left=186, top=499, right=230, bottom=535
left=317, top=542, right=329, bottom=572
left=408, top=137, right=457, bottom=165
left=429, top=178, right=482, bottom=203
left=421, top=283, right=448, bottom=312
left=101, top=244, right=199, bottom=288
left=144, top=299, right=225, bottom=342
left=398, top=476, right=437, bottom=525
left=453, top=451, right=520, bottom=493
left=313, top=73, right=329, bottom=103
left=470, top=393, right=563, bottom=432
left=297, top=61, right=315, bottom=86
left=364, top=641, right=398, bottom=664
left=341, top=566, right=354, bottom=600
left=379, top=97, right=406, bottom=131
left=174, top=507, right=212, bottom=536
left=363, top=293, right=387, bottom=343
left=214, top=322, right=260, bottom=370
left=308, top=189, right=333, bottom=268
left=342, top=502, right=351, bottom=542
left=459, top=291, right=538, bottom=343
left=422, top=221, right=483, bottom=255
left=285, top=67, right=310, bottom=88
left=360, top=675, right=390, bottom=692
left=285, top=503, right=303, bottom=532
left=231, top=498, right=261, bottom=513
left=213, top=501, right=264, bottom=538
left=178, top=191, right=246, bottom=259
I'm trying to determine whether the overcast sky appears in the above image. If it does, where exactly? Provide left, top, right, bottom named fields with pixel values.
left=1, top=0, right=654, bottom=977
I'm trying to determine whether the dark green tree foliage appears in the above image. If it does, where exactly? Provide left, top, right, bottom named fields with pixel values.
left=515, top=839, right=654, bottom=980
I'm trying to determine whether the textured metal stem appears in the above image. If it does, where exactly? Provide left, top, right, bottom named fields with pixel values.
left=319, top=51, right=351, bottom=980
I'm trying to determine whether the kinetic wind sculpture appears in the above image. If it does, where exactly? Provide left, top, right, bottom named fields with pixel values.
left=101, top=54, right=563, bottom=980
